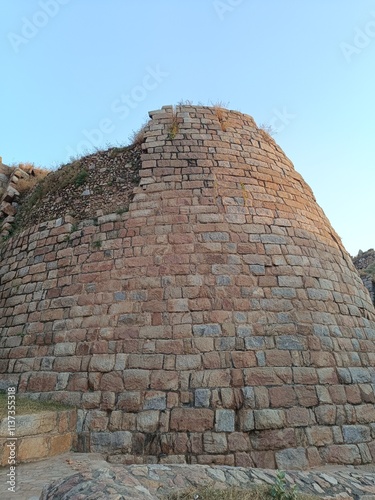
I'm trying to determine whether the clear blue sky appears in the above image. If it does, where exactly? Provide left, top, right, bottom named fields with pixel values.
left=1, top=0, right=374, bottom=255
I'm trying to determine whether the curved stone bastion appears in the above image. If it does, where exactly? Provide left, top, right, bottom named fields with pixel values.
left=1, top=105, right=375, bottom=469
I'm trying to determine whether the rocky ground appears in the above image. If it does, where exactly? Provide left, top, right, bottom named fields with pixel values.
left=39, top=462, right=375, bottom=500
left=2, top=452, right=375, bottom=500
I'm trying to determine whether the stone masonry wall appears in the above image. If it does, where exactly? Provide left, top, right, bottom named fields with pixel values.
left=1, top=105, right=375, bottom=469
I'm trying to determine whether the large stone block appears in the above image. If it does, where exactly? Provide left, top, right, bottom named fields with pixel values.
left=136, top=411, right=160, bottom=432
left=215, top=409, right=235, bottom=432
left=275, top=447, right=309, bottom=470
left=15, top=412, right=57, bottom=437
left=123, top=370, right=150, bottom=390
left=251, top=428, right=296, bottom=451
left=342, top=425, right=371, bottom=444
left=100, top=372, right=124, bottom=391
left=306, top=426, right=333, bottom=447
left=18, top=436, right=49, bottom=462
left=90, top=431, right=132, bottom=453
left=269, top=386, right=297, bottom=408
left=228, top=432, right=250, bottom=452
left=203, top=432, right=228, bottom=453
left=321, top=444, right=362, bottom=465
left=27, top=373, right=58, bottom=392
left=49, top=432, right=73, bottom=456
left=254, top=409, right=285, bottom=430
left=170, top=408, right=214, bottom=432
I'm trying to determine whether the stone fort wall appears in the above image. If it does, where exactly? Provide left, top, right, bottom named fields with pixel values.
left=1, top=105, right=375, bottom=469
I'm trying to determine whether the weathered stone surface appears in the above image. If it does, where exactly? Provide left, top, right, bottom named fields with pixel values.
left=34, top=461, right=375, bottom=500
left=136, top=411, right=160, bottom=433
left=342, top=425, right=371, bottom=444
left=306, top=426, right=333, bottom=447
left=90, top=431, right=131, bottom=453
left=321, top=444, right=362, bottom=465
left=14, top=413, right=57, bottom=437
left=195, top=388, right=211, bottom=408
left=215, top=409, right=235, bottom=432
left=254, top=409, right=285, bottom=430
left=203, top=432, right=228, bottom=453
left=89, top=355, right=115, bottom=372
left=251, top=428, right=297, bottom=452
left=170, top=409, right=214, bottom=432
left=239, top=410, right=255, bottom=431
left=18, top=436, right=49, bottom=462
left=275, top=447, right=309, bottom=470
left=49, top=433, right=73, bottom=456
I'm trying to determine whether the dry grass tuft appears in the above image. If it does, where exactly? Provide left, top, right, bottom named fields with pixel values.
left=14, top=163, right=50, bottom=196
left=212, top=101, right=230, bottom=132
left=167, top=106, right=180, bottom=140
left=258, top=123, right=277, bottom=138
left=165, top=485, right=318, bottom=500
left=129, top=120, right=151, bottom=146
left=0, top=393, right=73, bottom=418
left=165, top=486, right=269, bottom=500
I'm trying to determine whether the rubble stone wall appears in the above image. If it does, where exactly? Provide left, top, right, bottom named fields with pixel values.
left=1, top=105, right=375, bottom=469
left=361, top=275, right=374, bottom=305
left=353, top=249, right=375, bottom=305
left=353, top=249, right=375, bottom=270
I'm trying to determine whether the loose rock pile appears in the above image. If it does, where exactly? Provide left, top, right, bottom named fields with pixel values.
left=353, top=249, right=375, bottom=305
left=6, top=144, right=142, bottom=235
left=353, top=249, right=375, bottom=272
left=0, top=161, right=31, bottom=238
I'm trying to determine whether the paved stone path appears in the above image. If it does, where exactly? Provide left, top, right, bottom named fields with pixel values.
left=2, top=453, right=375, bottom=499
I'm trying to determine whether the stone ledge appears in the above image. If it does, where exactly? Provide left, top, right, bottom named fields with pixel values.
left=0, top=409, right=77, bottom=466
left=40, top=462, right=375, bottom=500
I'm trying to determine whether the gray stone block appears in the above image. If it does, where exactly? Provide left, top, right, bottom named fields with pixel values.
left=349, top=368, right=372, bottom=384
left=275, top=447, right=309, bottom=470
left=215, top=409, right=235, bottom=432
left=193, top=324, right=222, bottom=336
left=195, top=389, right=211, bottom=408
left=342, top=425, right=371, bottom=443
left=276, top=335, right=305, bottom=350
